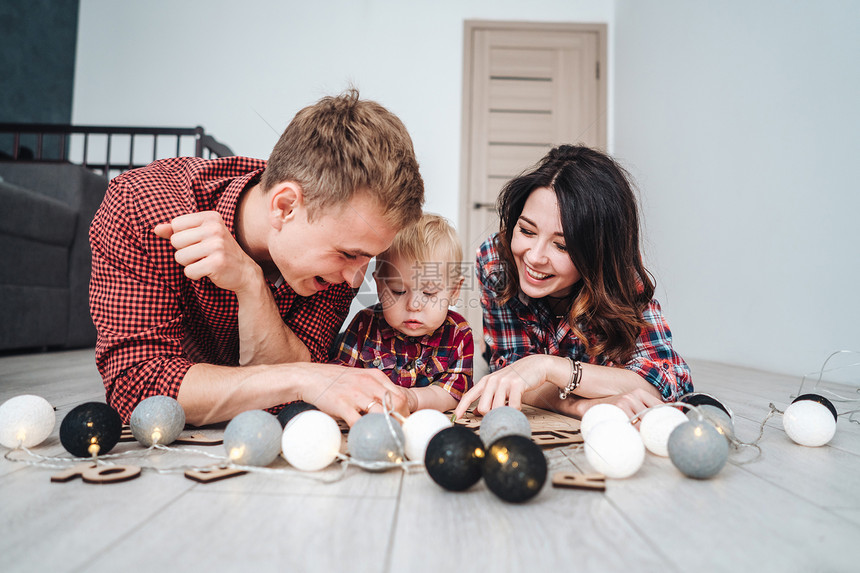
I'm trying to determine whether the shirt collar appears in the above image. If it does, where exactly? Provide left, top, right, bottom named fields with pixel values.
left=216, top=168, right=264, bottom=233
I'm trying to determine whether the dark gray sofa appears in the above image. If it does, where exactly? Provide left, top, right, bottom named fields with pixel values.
left=0, top=162, right=108, bottom=351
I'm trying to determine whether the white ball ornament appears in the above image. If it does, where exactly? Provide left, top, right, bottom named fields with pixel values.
left=402, top=409, right=452, bottom=461
left=129, top=395, right=185, bottom=446
left=223, top=410, right=283, bottom=466
left=639, top=405, right=688, bottom=457
left=783, top=394, right=837, bottom=447
left=0, top=394, right=55, bottom=449
left=580, top=403, right=629, bottom=441
left=584, top=421, right=645, bottom=479
left=281, top=410, right=342, bottom=471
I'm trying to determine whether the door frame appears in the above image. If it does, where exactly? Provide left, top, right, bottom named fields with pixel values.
left=457, top=20, right=608, bottom=368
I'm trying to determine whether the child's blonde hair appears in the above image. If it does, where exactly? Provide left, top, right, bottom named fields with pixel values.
left=375, top=213, right=463, bottom=283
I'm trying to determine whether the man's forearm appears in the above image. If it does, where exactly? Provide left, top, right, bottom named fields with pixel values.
left=177, top=361, right=411, bottom=428
left=177, top=362, right=303, bottom=426
left=236, top=272, right=311, bottom=366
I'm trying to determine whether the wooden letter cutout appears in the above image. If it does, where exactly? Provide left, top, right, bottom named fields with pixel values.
left=174, top=434, right=223, bottom=446
left=532, top=430, right=584, bottom=448
left=119, top=425, right=135, bottom=442
left=551, top=472, right=606, bottom=491
left=51, top=463, right=142, bottom=484
left=184, top=467, right=247, bottom=483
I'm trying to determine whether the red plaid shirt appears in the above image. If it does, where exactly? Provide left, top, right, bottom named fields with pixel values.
left=89, top=157, right=355, bottom=421
left=478, top=235, right=693, bottom=400
left=332, top=305, right=474, bottom=400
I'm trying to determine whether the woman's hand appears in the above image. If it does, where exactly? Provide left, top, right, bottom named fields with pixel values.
left=453, top=354, right=555, bottom=418
left=563, top=387, right=664, bottom=421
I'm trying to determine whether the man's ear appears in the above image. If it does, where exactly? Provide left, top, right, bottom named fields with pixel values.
left=268, top=181, right=303, bottom=229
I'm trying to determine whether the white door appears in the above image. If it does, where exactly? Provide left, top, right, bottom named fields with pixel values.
left=458, top=21, right=607, bottom=372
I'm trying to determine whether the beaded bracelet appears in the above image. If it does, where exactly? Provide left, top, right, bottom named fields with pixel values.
left=559, top=357, right=583, bottom=399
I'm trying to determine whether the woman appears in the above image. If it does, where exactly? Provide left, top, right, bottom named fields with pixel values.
left=453, top=145, right=692, bottom=420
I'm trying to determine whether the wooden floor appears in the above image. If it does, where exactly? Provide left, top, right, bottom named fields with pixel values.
left=2, top=349, right=859, bottom=573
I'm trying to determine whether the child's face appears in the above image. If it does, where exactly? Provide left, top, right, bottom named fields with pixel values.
left=375, top=256, right=462, bottom=338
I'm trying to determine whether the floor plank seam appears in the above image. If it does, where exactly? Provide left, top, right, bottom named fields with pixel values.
left=382, top=471, right=406, bottom=573
left=602, top=495, right=683, bottom=573
left=67, top=485, right=198, bottom=573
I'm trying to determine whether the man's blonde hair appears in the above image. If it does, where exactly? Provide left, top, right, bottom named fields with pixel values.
left=261, top=89, right=424, bottom=229
left=375, top=213, right=463, bottom=283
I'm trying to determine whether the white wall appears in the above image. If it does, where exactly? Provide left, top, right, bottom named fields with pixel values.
left=74, top=0, right=859, bottom=378
left=614, top=0, right=860, bottom=377
left=73, top=0, right=614, bottom=220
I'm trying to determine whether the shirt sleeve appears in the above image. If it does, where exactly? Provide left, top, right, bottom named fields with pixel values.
left=477, top=242, right=529, bottom=372
left=622, top=299, right=693, bottom=401
left=89, top=178, right=193, bottom=423
left=429, top=318, right=474, bottom=401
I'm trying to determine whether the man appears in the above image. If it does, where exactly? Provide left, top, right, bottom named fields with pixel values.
left=89, top=90, right=424, bottom=426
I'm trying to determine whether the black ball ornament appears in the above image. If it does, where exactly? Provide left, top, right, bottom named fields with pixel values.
left=679, top=392, right=733, bottom=419
left=277, top=401, right=319, bottom=428
left=482, top=435, right=548, bottom=503
left=424, top=426, right=485, bottom=491
left=60, top=402, right=122, bottom=458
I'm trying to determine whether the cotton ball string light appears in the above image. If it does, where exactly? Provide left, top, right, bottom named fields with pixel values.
left=580, top=403, right=629, bottom=441
left=680, top=392, right=733, bottom=419
left=639, top=405, right=688, bottom=457
left=482, top=435, right=547, bottom=503
left=277, top=401, right=318, bottom=428
left=782, top=394, right=837, bottom=447
left=584, top=420, right=645, bottom=479
left=223, top=410, right=282, bottom=466
left=689, top=404, right=735, bottom=443
left=402, top=409, right=452, bottom=461
left=281, top=410, right=342, bottom=471
left=129, top=396, right=185, bottom=446
left=0, top=394, right=55, bottom=449
left=59, top=402, right=122, bottom=458
left=424, top=426, right=485, bottom=491
left=347, top=413, right=405, bottom=467
left=667, top=420, right=729, bottom=479
left=479, top=406, right=531, bottom=447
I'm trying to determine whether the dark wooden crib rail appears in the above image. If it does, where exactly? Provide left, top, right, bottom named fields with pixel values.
left=0, top=123, right=234, bottom=179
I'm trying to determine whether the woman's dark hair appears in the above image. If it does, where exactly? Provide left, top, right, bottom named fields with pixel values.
left=495, top=145, right=655, bottom=364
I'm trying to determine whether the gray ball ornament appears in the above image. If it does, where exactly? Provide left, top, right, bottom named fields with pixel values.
left=130, top=396, right=186, bottom=446
left=667, top=420, right=729, bottom=479
left=479, top=406, right=531, bottom=447
left=223, top=410, right=282, bottom=466
left=347, top=413, right=406, bottom=467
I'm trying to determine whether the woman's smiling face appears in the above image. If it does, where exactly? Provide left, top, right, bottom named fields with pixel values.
left=510, top=186, right=581, bottom=299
